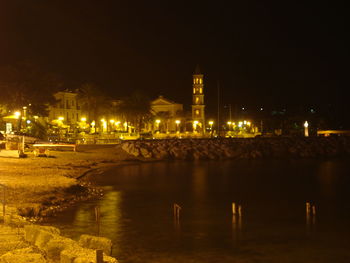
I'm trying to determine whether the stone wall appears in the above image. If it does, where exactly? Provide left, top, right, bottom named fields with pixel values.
left=121, top=137, right=350, bottom=160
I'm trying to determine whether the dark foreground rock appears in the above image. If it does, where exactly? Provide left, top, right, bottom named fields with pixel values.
left=121, top=137, right=350, bottom=160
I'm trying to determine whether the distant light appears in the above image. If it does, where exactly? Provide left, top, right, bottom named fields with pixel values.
left=34, top=116, right=38, bottom=119
left=101, top=118, right=105, bottom=122
left=193, top=120, right=199, bottom=125
left=227, top=121, right=232, bottom=125
left=175, top=120, right=181, bottom=124
left=208, top=121, right=214, bottom=125
left=304, top=121, right=309, bottom=128
left=115, top=121, right=121, bottom=125
left=242, top=107, right=245, bottom=111
left=243, top=120, right=247, bottom=125
left=238, top=121, right=243, bottom=127
left=110, top=119, right=115, bottom=123
left=26, top=120, right=31, bottom=124
left=155, top=119, right=161, bottom=124
left=81, top=117, right=87, bottom=122
left=15, top=111, right=21, bottom=117
left=260, top=107, right=263, bottom=111
left=58, top=116, right=64, bottom=121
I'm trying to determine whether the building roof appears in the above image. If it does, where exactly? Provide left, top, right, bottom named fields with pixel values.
left=151, top=95, right=178, bottom=105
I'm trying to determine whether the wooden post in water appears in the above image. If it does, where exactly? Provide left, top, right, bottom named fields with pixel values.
left=232, top=202, right=242, bottom=244
left=173, top=203, right=181, bottom=232
left=238, top=205, right=242, bottom=217
left=96, top=249, right=103, bottom=263
left=306, top=202, right=316, bottom=233
left=1, top=186, right=5, bottom=223
left=95, top=206, right=101, bottom=236
left=173, top=203, right=181, bottom=220
left=232, top=202, right=236, bottom=215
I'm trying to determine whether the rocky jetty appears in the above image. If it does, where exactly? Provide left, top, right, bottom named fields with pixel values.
left=121, top=137, right=350, bottom=160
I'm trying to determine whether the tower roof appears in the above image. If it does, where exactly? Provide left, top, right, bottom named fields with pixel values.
left=194, top=64, right=202, bottom=75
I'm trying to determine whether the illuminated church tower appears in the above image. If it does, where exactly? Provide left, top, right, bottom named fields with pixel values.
left=191, top=65, right=205, bottom=132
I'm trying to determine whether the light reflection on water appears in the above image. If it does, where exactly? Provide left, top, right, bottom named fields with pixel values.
left=48, top=159, right=350, bottom=263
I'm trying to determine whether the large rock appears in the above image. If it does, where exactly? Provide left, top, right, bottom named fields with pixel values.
left=60, top=246, right=118, bottom=263
left=44, top=236, right=77, bottom=261
left=0, top=247, right=46, bottom=263
left=78, top=234, right=112, bottom=256
left=24, top=225, right=60, bottom=244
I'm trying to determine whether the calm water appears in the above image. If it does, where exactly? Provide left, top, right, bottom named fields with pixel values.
left=48, top=159, right=350, bottom=263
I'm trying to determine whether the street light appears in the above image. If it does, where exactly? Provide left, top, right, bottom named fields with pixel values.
left=175, top=120, right=181, bottom=133
left=208, top=120, right=214, bottom=137
left=155, top=119, right=161, bottom=133
left=304, top=121, right=309, bottom=137
left=193, top=120, right=199, bottom=133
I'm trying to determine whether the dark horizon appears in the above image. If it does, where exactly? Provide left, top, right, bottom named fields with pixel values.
left=1, top=1, right=349, bottom=118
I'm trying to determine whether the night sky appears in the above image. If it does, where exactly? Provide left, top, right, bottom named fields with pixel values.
left=0, top=1, right=348, bottom=114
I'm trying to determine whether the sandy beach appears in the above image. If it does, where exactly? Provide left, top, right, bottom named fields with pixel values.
left=0, top=144, right=135, bottom=221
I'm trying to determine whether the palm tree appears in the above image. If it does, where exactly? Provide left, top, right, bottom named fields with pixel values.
left=118, top=91, right=151, bottom=133
left=78, top=83, right=108, bottom=133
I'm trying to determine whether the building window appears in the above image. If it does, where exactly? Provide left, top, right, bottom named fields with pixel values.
left=193, top=88, right=195, bottom=94
left=196, top=110, right=200, bottom=115
left=195, top=97, right=199, bottom=104
left=199, top=78, right=202, bottom=84
left=199, top=88, right=202, bottom=94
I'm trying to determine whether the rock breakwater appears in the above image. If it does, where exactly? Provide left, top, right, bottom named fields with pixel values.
left=121, top=137, right=350, bottom=160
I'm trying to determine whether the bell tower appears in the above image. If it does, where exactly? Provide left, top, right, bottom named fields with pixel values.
left=191, top=65, right=205, bottom=132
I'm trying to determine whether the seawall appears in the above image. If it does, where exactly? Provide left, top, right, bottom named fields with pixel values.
left=120, top=137, right=350, bottom=160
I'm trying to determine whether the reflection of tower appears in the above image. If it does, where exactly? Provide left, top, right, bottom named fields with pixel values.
left=191, top=65, right=205, bottom=132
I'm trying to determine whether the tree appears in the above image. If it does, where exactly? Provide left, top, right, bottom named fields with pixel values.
left=118, top=91, right=151, bottom=133
left=77, top=83, right=109, bottom=132
left=0, top=62, right=62, bottom=116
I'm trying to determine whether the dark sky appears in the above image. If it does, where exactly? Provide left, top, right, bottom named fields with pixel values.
left=0, top=1, right=348, bottom=113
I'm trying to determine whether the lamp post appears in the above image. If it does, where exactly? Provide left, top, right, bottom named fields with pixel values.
left=175, top=120, right=181, bottom=134
left=208, top=120, right=214, bottom=137
left=58, top=117, right=64, bottom=141
left=193, top=120, right=199, bottom=133
left=115, top=121, right=121, bottom=131
left=227, top=121, right=232, bottom=131
left=15, top=111, right=21, bottom=132
left=155, top=119, right=161, bottom=133
left=109, top=119, right=115, bottom=133
left=304, top=121, right=309, bottom=137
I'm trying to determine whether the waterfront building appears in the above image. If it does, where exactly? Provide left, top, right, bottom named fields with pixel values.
left=48, top=90, right=82, bottom=128
left=191, top=65, right=205, bottom=133
left=150, top=95, right=183, bottom=133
